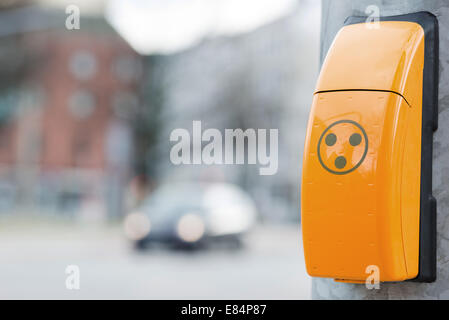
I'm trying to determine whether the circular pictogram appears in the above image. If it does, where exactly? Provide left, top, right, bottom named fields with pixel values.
left=317, top=120, right=368, bottom=175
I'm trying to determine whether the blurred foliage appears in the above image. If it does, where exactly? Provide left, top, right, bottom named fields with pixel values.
left=133, top=55, right=165, bottom=178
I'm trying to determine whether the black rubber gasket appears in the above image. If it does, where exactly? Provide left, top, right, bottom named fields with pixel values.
left=344, top=12, right=439, bottom=283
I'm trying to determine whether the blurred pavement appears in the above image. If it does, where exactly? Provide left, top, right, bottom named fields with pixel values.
left=0, top=221, right=311, bottom=299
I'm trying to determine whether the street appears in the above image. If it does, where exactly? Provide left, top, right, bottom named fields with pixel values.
left=0, top=220, right=311, bottom=299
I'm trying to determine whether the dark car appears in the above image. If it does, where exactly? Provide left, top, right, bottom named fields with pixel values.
left=123, top=182, right=257, bottom=250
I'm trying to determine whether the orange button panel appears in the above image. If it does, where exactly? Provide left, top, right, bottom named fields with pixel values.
left=301, top=17, right=431, bottom=282
left=302, top=91, right=421, bottom=282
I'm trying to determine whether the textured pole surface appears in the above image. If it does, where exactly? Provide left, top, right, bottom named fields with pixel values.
left=313, top=0, right=449, bottom=299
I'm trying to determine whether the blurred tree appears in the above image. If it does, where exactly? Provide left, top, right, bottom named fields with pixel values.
left=134, top=55, right=165, bottom=181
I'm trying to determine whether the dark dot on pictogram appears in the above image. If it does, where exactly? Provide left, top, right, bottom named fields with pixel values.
left=335, top=156, right=347, bottom=169
left=325, top=133, right=337, bottom=146
left=349, top=133, right=362, bottom=146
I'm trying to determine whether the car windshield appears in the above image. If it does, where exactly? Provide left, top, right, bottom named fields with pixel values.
left=142, top=183, right=203, bottom=218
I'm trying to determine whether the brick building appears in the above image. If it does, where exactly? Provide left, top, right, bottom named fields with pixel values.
left=0, top=10, right=142, bottom=216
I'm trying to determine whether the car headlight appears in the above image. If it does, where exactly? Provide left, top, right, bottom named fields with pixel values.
left=123, top=212, right=151, bottom=241
left=176, top=213, right=205, bottom=243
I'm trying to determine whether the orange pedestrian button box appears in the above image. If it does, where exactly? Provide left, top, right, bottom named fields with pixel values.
left=301, top=12, right=438, bottom=283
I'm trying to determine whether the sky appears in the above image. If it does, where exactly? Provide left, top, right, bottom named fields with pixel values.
left=105, top=0, right=301, bottom=55
left=39, top=0, right=319, bottom=56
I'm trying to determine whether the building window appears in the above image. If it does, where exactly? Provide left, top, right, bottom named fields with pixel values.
left=69, top=50, right=97, bottom=81
left=68, top=89, right=96, bottom=119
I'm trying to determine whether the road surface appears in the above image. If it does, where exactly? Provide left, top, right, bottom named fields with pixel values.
left=0, top=219, right=311, bottom=299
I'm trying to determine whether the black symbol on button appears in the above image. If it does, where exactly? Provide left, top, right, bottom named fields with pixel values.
left=317, top=120, right=368, bottom=175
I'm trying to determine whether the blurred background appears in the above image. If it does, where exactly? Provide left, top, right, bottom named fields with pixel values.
left=0, top=0, right=319, bottom=299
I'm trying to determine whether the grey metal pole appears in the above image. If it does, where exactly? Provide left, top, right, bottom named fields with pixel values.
left=312, top=0, right=449, bottom=299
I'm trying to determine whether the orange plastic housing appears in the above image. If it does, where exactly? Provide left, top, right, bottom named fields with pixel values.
left=301, top=21, right=425, bottom=282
